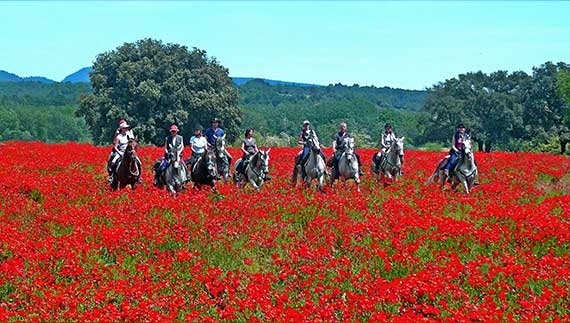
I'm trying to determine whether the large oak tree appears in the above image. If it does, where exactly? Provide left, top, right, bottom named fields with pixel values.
left=77, top=38, right=241, bottom=146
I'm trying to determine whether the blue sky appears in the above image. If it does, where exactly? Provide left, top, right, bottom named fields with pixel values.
left=0, top=1, right=568, bottom=89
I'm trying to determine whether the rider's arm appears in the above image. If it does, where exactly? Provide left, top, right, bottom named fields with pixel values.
left=113, top=136, right=122, bottom=154
left=253, top=140, right=259, bottom=153
left=241, top=141, right=247, bottom=155
left=297, top=131, right=304, bottom=145
left=332, top=137, right=337, bottom=152
left=190, top=139, right=197, bottom=154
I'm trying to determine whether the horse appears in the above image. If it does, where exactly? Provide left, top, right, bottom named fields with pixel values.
left=190, top=149, right=218, bottom=191
left=330, top=137, right=360, bottom=191
left=153, top=144, right=188, bottom=196
left=428, top=136, right=478, bottom=194
left=234, top=149, right=271, bottom=191
left=214, top=134, right=231, bottom=183
left=292, top=133, right=326, bottom=193
left=372, top=137, right=404, bottom=184
left=111, top=139, right=140, bottom=191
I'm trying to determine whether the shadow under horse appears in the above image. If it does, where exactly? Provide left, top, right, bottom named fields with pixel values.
left=111, top=139, right=141, bottom=190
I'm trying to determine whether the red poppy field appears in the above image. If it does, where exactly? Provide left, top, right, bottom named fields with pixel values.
left=1, top=141, right=569, bottom=322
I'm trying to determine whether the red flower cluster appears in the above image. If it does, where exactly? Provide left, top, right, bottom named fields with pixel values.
left=0, top=141, right=569, bottom=321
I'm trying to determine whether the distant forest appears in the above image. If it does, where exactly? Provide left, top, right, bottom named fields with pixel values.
left=1, top=60, right=569, bottom=153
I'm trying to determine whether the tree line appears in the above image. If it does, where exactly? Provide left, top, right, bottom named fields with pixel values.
left=420, top=62, right=570, bottom=154
left=0, top=38, right=568, bottom=154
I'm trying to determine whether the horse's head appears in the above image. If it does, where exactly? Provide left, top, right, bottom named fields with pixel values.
left=343, top=138, right=355, bottom=160
left=215, top=134, right=226, bottom=156
left=204, top=150, right=217, bottom=178
left=257, top=148, right=271, bottom=174
left=307, top=133, right=321, bottom=152
left=393, top=137, right=405, bottom=155
left=462, top=136, right=473, bottom=159
left=125, top=139, right=138, bottom=159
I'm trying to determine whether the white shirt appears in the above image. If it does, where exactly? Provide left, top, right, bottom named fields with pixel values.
left=190, top=136, right=208, bottom=154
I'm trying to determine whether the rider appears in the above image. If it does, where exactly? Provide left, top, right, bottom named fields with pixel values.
left=378, top=123, right=404, bottom=174
left=331, top=122, right=363, bottom=178
left=444, top=123, right=467, bottom=177
left=297, top=120, right=329, bottom=180
left=205, top=117, right=232, bottom=178
left=154, top=124, right=184, bottom=185
left=107, top=120, right=137, bottom=183
left=186, top=125, right=208, bottom=171
left=236, top=128, right=258, bottom=177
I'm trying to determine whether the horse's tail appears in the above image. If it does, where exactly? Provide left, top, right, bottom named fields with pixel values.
left=427, top=158, right=445, bottom=184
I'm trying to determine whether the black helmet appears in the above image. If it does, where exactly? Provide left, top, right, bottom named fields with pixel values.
left=457, top=123, right=465, bottom=129
left=195, top=125, right=203, bottom=131
left=384, top=123, right=392, bottom=128
left=211, top=118, right=220, bottom=123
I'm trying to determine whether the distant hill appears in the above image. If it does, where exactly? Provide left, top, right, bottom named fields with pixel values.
left=232, top=77, right=319, bottom=87
left=0, top=70, right=56, bottom=83
left=62, top=67, right=93, bottom=83
left=61, top=67, right=321, bottom=87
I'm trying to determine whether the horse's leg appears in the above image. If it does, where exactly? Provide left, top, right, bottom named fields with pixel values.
left=249, top=177, right=260, bottom=191
left=317, top=175, right=324, bottom=193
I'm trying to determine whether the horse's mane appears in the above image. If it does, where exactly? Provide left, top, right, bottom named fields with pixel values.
left=252, top=151, right=262, bottom=166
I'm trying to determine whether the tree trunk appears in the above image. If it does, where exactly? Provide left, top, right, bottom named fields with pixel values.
left=561, top=140, right=568, bottom=155
left=477, top=141, right=484, bottom=152
left=484, top=142, right=492, bottom=153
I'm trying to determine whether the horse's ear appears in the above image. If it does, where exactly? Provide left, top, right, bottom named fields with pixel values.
left=266, top=148, right=271, bottom=154
left=401, top=136, right=405, bottom=141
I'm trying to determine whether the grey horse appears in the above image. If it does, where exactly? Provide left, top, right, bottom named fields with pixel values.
left=214, top=134, right=231, bottom=183
left=373, top=136, right=404, bottom=184
left=330, top=137, right=360, bottom=191
left=428, top=136, right=478, bottom=194
left=292, top=133, right=326, bottom=192
left=234, top=149, right=271, bottom=191
left=153, top=144, right=188, bottom=196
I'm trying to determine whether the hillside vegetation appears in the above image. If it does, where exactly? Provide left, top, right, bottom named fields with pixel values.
left=1, top=60, right=569, bottom=153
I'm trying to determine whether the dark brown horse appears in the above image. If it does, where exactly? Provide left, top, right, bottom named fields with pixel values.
left=190, top=149, right=218, bottom=191
left=111, top=139, right=141, bottom=190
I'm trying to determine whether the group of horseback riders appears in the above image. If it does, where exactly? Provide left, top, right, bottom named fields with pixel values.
left=107, top=117, right=473, bottom=189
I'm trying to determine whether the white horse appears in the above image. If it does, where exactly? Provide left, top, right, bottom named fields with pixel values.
left=428, top=136, right=478, bottom=194
left=214, top=134, right=231, bottom=183
left=373, top=137, right=404, bottom=184
left=234, top=149, right=271, bottom=191
left=330, top=137, right=360, bottom=191
left=154, top=144, right=188, bottom=196
left=292, top=133, right=326, bottom=193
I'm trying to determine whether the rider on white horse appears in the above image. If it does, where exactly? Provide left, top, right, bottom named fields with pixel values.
left=235, top=128, right=271, bottom=180
left=154, top=124, right=184, bottom=185
left=330, top=122, right=363, bottom=178
left=378, top=123, right=404, bottom=174
left=297, top=120, right=328, bottom=179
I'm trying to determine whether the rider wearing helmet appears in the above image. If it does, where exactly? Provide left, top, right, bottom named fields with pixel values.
left=154, top=124, right=184, bottom=185
left=330, top=122, right=363, bottom=178
left=444, top=123, right=467, bottom=177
